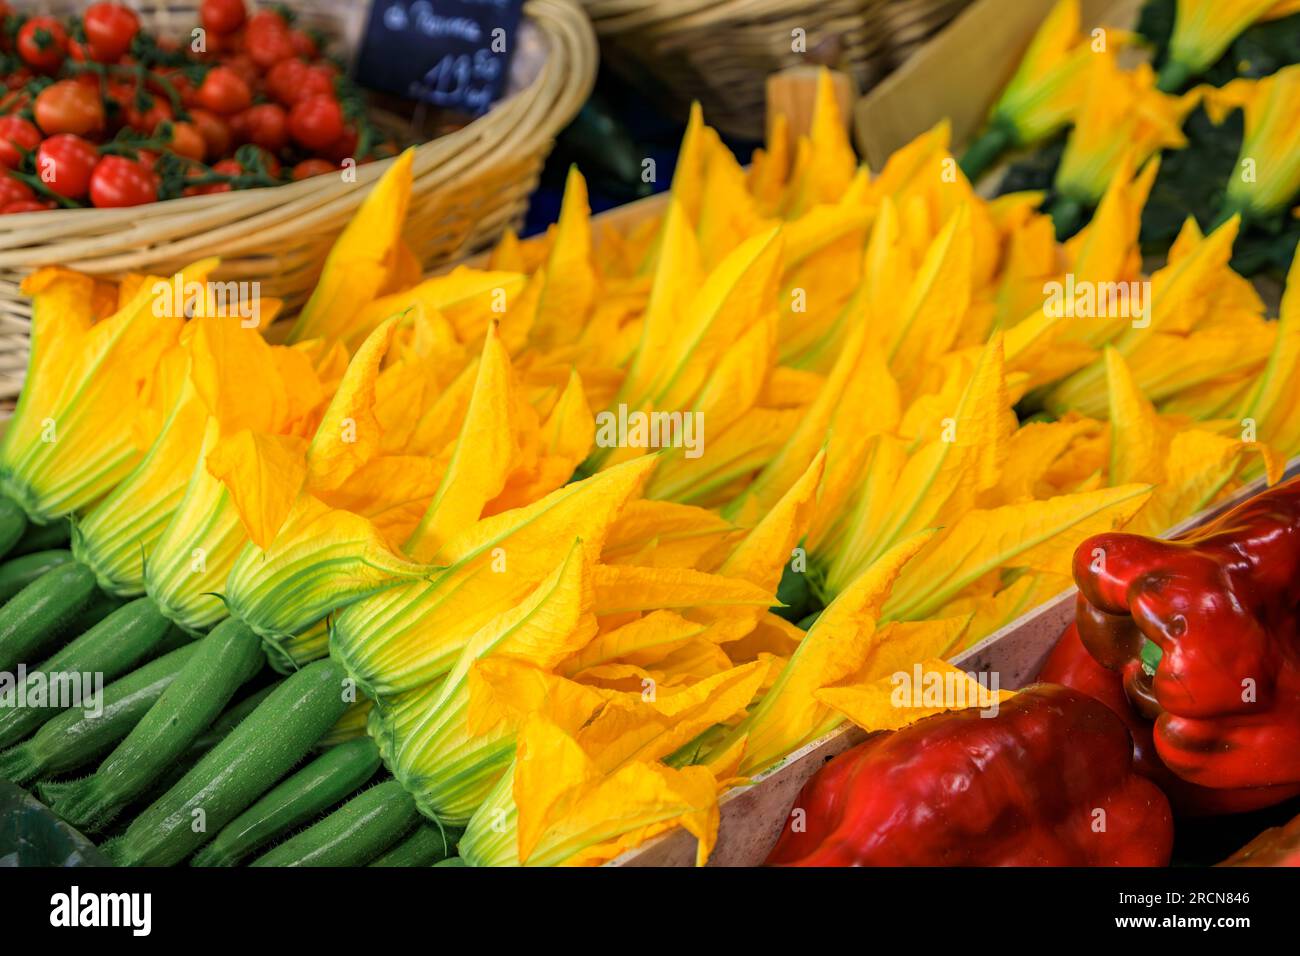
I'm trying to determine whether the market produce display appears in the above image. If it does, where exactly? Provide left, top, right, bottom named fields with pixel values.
left=1, top=56, right=1300, bottom=870
left=0, top=0, right=394, bottom=212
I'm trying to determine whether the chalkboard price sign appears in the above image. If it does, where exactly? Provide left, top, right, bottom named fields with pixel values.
left=354, top=0, right=525, bottom=117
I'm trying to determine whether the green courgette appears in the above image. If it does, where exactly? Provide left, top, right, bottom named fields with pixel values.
left=0, top=496, right=29, bottom=559
left=369, top=823, right=462, bottom=867
left=0, top=598, right=182, bottom=748
left=0, top=561, right=102, bottom=672
left=42, top=618, right=265, bottom=831
left=191, top=737, right=382, bottom=867
left=185, top=681, right=282, bottom=758
left=8, top=516, right=70, bottom=557
left=0, top=644, right=197, bottom=785
left=0, top=550, right=72, bottom=604
left=102, top=657, right=352, bottom=867
left=250, top=779, right=419, bottom=868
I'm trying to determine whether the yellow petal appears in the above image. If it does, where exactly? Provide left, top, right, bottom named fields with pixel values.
left=716, top=531, right=934, bottom=775
left=816, top=659, right=1013, bottom=733
left=206, top=430, right=309, bottom=550
left=883, top=483, right=1153, bottom=620
left=405, top=327, right=518, bottom=560
left=306, top=317, right=399, bottom=494
left=288, top=149, right=414, bottom=345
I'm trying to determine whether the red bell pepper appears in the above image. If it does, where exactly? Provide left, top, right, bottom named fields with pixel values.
left=1073, top=475, right=1300, bottom=791
left=1039, top=622, right=1300, bottom=815
left=1220, top=812, right=1300, bottom=866
left=766, top=684, right=1173, bottom=866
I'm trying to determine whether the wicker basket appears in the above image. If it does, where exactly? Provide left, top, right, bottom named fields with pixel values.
left=0, top=0, right=597, bottom=398
left=580, top=0, right=972, bottom=141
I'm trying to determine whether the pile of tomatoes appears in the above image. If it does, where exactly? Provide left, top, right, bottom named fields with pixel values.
left=0, top=0, right=396, bottom=214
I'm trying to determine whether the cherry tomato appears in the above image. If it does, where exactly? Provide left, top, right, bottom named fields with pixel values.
left=34, top=80, right=106, bottom=137
left=264, top=58, right=307, bottom=106
left=0, top=117, right=42, bottom=169
left=125, top=93, right=173, bottom=134
left=67, top=37, right=95, bottom=63
left=201, top=0, right=247, bottom=35
left=83, top=3, right=141, bottom=63
left=196, top=65, right=251, bottom=115
left=322, top=125, right=360, bottom=165
left=186, top=157, right=241, bottom=195
left=189, top=108, right=232, bottom=158
left=239, top=103, right=288, bottom=153
left=288, top=95, right=344, bottom=151
left=88, top=155, right=158, bottom=207
left=291, top=158, right=336, bottom=181
left=164, top=121, right=208, bottom=161
left=17, top=17, right=69, bottom=73
left=154, top=68, right=197, bottom=108
left=0, top=175, right=35, bottom=206
left=1, top=199, right=56, bottom=214
left=36, top=134, right=100, bottom=199
left=289, top=29, right=317, bottom=59
left=220, top=53, right=259, bottom=88
left=245, top=10, right=289, bottom=34
left=249, top=147, right=281, bottom=178
left=202, top=27, right=244, bottom=58
left=245, top=18, right=295, bottom=70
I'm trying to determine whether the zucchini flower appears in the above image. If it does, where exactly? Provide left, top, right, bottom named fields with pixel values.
left=220, top=318, right=436, bottom=645
left=1202, top=65, right=1300, bottom=223
left=73, top=294, right=293, bottom=597
left=460, top=715, right=725, bottom=867
left=458, top=659, right=767, bottom=866
left=1046, top=216, right=1272, bottom=417
left=1051, top=53, right=1197, bottom=235
left=1231, top=242, right=1300, bottom=466
left=1158, top=0, right=1298, bottom=91
left=960, top=0, right=1097, bottom=180
left=0, top=263, right=202, bottom=549
left=144, top=317, right=333, bottom=631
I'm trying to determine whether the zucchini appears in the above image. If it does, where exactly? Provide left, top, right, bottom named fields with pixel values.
left=0, top=550, right=72, bottom=604
left=42, top=619, right=265, bottom=832
left=433, top=857, right=465, bottom=867
left=370, top=823, right=462, bottom=867
left=102, top=658, right=352, bottom=867
left=250, top=780, right=419, bottom=868
left=8, top=516, right=70, bottom=557
left=191, top=737, right=381, bottom=867
left=185, top=681, right=281, bottom=758
left=0, top=644, right=197, bottom=785
left=0, top=561, right=102, bottom=672
left=0, top=598, right=182, bottom=748
left=0, top=495, right=29, bottom=559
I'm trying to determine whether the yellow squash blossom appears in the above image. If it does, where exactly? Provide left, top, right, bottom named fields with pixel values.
left=1202, top=64, right=1300, bottom=222
left=1235, top=243, right=1300, bottom=468
left=72, top=296, right=292, bottom=596
left=961, top=0, right=1100, bottom=179
left=1052, top=53, right=1196, bottom=230
left=1158, top=0, right=1297, bottom=91
left=1046, top=216, right=1273, bottom=417
left=143, top=318, right=333, bottom=631
left=0, top=263, right=209, bottom=534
